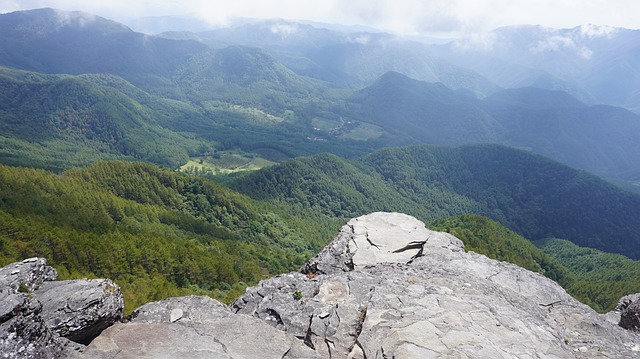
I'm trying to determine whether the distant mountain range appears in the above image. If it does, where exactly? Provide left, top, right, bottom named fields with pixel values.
left=431, top=24, right=640, bottom=113
left=0, top=8, right=638, bottom=191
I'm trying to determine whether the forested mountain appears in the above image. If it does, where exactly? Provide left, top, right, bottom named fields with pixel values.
left=2, top=155, right=638, bottom=314
left=0, top=161, right=340, bottom=313
left=348, top=73, right=640, bottom=189
left=0, top=66, right=208, bottom=170
left=232, top=144, right=640, bottom=259
left=350, top=71, right=502, bottom=145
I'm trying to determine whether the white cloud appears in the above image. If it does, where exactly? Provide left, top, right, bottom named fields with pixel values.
left=270, top=23, right=298, bottom=37
left=579, top=46, right=594, bottom=60
left=530, top=36, right=577, bottom=54
left=579, top=24, right=618, bottom=38
left=1, top=0, right=639, bottom=37
left=453, top=32, right=497, bottom=52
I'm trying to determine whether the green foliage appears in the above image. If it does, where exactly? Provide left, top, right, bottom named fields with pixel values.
left=234, top=145, right=640, bottom=260
left=293, top=290, right=303, bottom=300
left=430, top=215, right=572, bottom=286
left=536, top=238, right=640, bottom=312
left=0, top=161, right=334, bottom=314
left=0, top=67, right=206, bottom=169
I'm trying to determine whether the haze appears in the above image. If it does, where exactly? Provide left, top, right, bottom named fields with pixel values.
left=1, top=0, right=639, bottom=36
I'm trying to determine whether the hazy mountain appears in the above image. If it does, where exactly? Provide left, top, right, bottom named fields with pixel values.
left=431, top=25, right=640, bottom=112
left=0, top=8, right=209, bottom=92
left=481, top=87, right=640, bottom=185
left=169, top=19, right=500, bottom=95
left=349, top=72, right=640, bottom=189
left=350, top=71, right=502, bottom=145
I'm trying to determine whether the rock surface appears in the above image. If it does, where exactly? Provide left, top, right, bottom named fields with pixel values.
left=619, top=295, right=640, bottom=332
left=37, top=279, right=124, bottom=344
left=234, top=212, right=640, bottom=358
left=0, top=258, right=123, bottom=358
left=79, top=295, right=320, bottom=359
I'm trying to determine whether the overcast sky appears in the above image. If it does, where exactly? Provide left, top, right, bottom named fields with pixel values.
left=1, top=0, right=639, bottom=36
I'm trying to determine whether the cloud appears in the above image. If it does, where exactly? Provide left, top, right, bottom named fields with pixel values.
left=269, top=23, right=298, bottom=37
left=530, top=36, right=577, bottom=54
left=529, top=35, right=594, bottom=60
left=579, top=24, right=617, bottom=38
left=1, top=0, right=639, bottom=37
left=453, top=32, right=497, bottom=52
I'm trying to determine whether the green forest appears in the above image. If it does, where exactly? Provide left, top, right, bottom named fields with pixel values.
left=0, top=161, right=340, bottom=313
left=1, top=153, right=639, bottom=314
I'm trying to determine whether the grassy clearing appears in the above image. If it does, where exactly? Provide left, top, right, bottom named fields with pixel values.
left=179, top=151, right=276, bottom=175
left=340, top=122, right=384, bottom=141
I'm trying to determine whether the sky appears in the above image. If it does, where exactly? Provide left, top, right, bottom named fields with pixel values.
left=1, top=0, right=639, bottom=36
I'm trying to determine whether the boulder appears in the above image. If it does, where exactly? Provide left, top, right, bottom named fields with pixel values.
left=0, top=257, right=57, bottom=293
left=0, top=258, right=71, bottom=359
left=619, top=296, right=640, bottom=332
left=300, top=212, right=464, bottom=275
left=9, top=213, right=640, bottom=358
left=0, top=258, right=123, bottom=358
left=80, top=295, right=320, bottom=359
left=235, top=212, right=640, bottom=358
left=36, top=278, right=124, bottom=344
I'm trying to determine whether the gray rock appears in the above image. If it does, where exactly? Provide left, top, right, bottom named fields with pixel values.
left=0, top=257, right=57, bottom=294
left=236, top=212, right=640, bottom=358
left=0, top=258, right=67, bottom=358
left=617, top=293, right=640, bottom=311
left=0, top=258, right=123, bottom=358
left=80, top=295, right=321, bottom=359
left=301, top=212, right=463, bottom=275
left=0, top=291, right=75, bottom=359
left=36, top=279, right=124, bottom=344
left=620, top=298, right=640, bottom=332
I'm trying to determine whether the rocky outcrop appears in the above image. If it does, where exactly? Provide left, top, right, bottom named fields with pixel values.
left=234, top=212, right=640, bottom=358
left=12, top=213, right=640, bottom=358
left=37, top=278, right=124, bottom=344
left=0, top=258, right=123, bottom=358
left=618, top=294, right=640, bottom=332
left=79, top=295, right=320, bottom=359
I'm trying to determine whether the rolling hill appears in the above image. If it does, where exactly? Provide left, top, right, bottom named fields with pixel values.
left=232, top=144, right=640, bottom=259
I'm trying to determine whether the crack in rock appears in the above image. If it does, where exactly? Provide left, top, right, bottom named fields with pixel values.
left=365, top=233, right=381, bottom=250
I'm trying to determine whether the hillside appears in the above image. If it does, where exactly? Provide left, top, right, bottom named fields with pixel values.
left=0, top=67, right=209, bottom=170
left=232, top=144, right=640, bottom=259
left=350, top=71, right=502, bottom=145
left=349, top=73, right=640, bottom=189
left=536, top=238, right=640, bottom=312
left=0, top=155, right=638, bottom=317
left=1, top=9, right=639, bottom=191
left=0, top=161, right=340, bottom=313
